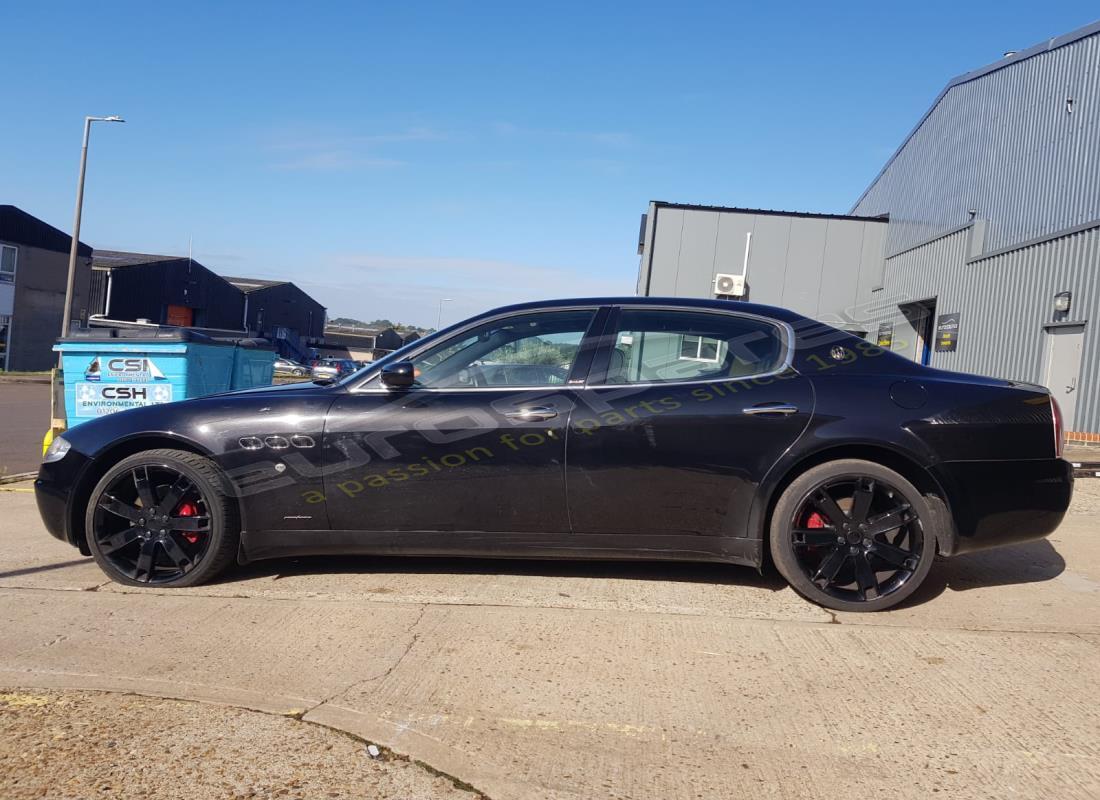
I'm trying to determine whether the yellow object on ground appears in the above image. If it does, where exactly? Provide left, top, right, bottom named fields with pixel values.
left=43, top=366, right=67, bottom=456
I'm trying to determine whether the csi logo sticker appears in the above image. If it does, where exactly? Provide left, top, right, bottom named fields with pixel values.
left=83, top=356, right=168, bottom=382
left=75, top=382, right=173, bottom=417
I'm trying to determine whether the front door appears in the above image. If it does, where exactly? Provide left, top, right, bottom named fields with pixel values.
left=1042, top=324, right=1086, bottom=430
left=323, top=308, right=599, bottom=534
left=566, top=306, right=813, bottom=539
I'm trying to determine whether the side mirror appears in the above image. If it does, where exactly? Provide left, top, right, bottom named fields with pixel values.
left=380, top=361, right=416, bottom=389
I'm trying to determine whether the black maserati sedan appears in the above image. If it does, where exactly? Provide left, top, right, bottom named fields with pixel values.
left=36, top=297, right=1073, bottom=611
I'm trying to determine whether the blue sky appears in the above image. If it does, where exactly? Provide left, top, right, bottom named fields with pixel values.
left=4, top=2, right=1098, bottom=329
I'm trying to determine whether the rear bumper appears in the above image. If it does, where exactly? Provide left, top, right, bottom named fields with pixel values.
left=34, top=449, right=92, bottom=550
left=931, top=458, right=1073, bottom=556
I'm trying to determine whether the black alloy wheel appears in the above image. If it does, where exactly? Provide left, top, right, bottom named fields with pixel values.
left=86, top=449, right=239, bottom=587
left=770, top=460, right=938, bottom=612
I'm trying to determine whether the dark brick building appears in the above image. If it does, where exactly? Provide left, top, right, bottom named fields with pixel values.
left=0, top=205, right=93, bottom=371
left=91, top=251, right=244, bottom=331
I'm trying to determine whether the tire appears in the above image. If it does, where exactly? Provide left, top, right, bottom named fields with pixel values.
left=769, top=459, right=938, bottom=612
left=85, top=449, right=240, bottom=588
left=293, top=368, right=306, bottom=377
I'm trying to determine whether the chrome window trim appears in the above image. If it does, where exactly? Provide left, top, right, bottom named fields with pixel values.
left=346, top=304, right=796, bottom=394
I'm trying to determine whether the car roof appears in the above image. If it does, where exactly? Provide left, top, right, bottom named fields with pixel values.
left=468, top=296, right=808, bottom=325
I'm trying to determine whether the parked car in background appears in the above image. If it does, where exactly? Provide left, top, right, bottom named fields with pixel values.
left=310, top=357, right=358, bottom=381
left=273, top=358, right=309, bottom=378
left=35, top=297, right=1072, bottom=611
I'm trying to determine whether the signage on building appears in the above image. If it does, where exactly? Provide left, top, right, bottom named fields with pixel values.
left=935, top=313, right=960, bottom=352
left=876, top=322, right=894, bottom=349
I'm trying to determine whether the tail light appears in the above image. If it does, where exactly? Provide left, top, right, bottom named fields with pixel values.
left=1051, top=394, right=1065, bottom=458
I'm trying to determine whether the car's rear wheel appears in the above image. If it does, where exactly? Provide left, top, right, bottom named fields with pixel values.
left=85, top=449, right=240, bottom=588
left=769, top=459, right=937, bottom=612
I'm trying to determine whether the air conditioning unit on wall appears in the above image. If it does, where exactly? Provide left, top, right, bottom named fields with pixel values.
left=714, top=272, right=745, bottom=298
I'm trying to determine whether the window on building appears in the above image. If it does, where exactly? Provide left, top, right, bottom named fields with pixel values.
left=679, top=334, right=722, bottom=363
left=0, top=245, right=16, bottom=283
left=0, top=315, right=11, bottom=371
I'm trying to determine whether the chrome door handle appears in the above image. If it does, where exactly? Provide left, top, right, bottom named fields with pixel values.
left=504, top=406, right=558, bottom=422
left=742, top=403, right=799, bottom=417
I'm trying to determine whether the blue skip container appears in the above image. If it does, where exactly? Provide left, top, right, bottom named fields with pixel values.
left=230, top=338, right=278, bottom=391
left=54, top=328, right=275, bottom=427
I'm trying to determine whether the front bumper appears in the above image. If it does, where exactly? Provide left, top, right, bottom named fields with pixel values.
left=931, top=458, right=1073, bottom=556
left=35, top=449, right=92, bottom=550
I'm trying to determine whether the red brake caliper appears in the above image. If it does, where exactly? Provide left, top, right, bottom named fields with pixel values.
left=176, top=501, right=201, bottom=544
left=805, top=512, right=827, bottom=529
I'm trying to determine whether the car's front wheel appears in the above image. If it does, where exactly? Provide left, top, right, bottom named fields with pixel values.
left=770, top=459, right=938, bottom=612
left=85, top=449, right=240, bottom=587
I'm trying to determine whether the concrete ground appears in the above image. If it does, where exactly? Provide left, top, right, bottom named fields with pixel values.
left=0, top=479, right=1098, bottom=799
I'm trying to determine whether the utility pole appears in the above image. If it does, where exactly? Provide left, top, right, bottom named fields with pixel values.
left=436, top=297, right=453, bottom=330
left=61, top=115, right=125, bottom=343
left=49, top=115, right=125, bottom=447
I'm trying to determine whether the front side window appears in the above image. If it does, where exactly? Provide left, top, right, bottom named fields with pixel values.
left=408, top=309, right=596, bottom=388
left=603, top=308, right=786, bottom=385
left=0, top=245, right=16, bottom=283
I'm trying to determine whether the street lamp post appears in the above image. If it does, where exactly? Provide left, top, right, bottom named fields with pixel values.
left=436, top=297, right=453, bottom=330
left=61, top=115, right=125, bottom=340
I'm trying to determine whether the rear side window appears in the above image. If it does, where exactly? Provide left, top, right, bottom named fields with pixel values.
left=602, top=308, right=786, bottom=385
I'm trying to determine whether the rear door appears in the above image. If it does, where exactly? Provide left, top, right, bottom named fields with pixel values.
left=1042, top=324, right=1085, bottom=429
left=566, top=305, right=813, bottom=539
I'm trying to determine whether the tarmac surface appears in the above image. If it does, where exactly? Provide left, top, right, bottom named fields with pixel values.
left=1, top=477, right=1098, bottom=798
left=0, top=381, right=49, bottom=477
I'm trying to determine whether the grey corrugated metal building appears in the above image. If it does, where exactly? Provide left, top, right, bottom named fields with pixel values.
left=850, top=19, right=1100, bottom=439
left=636, top=203, right=887, bottom=333
left=638, top=19, right=1100, bottom=440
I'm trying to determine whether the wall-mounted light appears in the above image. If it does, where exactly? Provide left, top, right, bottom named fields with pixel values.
left=1054, top=291, right=1072, bottom=314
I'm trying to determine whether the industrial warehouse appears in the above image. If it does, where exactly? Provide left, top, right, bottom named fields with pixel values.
left=638, top=19, right=1100, bottom=441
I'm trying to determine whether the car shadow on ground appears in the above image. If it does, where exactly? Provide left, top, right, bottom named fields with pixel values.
left=0, top=558, right=95, bottom=581
left=226, top=554, right=791, bottom=591
left=220, top=538, right=1067, bottom=609
left=898, top=539, right=1066, bottom=608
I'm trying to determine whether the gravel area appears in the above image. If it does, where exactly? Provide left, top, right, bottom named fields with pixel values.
left=0, top=689, right=483, bottom=800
